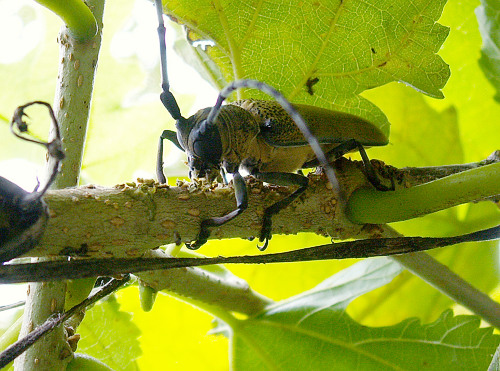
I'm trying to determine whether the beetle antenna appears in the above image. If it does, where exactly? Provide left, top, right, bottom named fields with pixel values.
left=155, top=0, right=183, bottom=121
left=155, top=0, right=187, bottom=183
left=206, top=79, right=343, bottom=199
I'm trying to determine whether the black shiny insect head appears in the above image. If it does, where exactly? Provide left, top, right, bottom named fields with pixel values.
left=191, top=120, right=223, bottom=161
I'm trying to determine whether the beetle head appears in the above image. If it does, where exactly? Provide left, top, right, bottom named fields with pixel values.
left=176, top=108, right=223, bottom=181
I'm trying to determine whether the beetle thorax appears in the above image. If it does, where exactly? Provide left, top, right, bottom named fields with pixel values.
left=204, top=104, right=261, bottom=174
left=178, top=105, right=260, bottom=179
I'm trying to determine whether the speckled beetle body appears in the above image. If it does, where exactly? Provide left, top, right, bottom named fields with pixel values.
left=154, top=0, right=391, bottom=250
left=179, top=99, right=388, bottom=178
left=158, top=96, right=390, bottom=250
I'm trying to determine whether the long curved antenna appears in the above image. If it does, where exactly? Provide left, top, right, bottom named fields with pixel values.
left=155, top=0, right=182, bottom=121
left=155, top=0, right=186, bottom=183
left=206, top=79, right=342, bottom=199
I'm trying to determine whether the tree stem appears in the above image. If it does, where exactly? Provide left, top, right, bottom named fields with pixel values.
left=374, top=226, right=500, bottom=329
left=14, top=1, right=105, bottom=369
left=346, top=162, right=500, bottom=224
left=137, top=249, right=272, bottom=315
left=34, top=0, right=97, bottom=41
left=393, top=253, right=500, bottom=328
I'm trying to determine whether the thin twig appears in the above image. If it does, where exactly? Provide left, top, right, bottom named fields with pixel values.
left=1, top=224, right=498, bottom=283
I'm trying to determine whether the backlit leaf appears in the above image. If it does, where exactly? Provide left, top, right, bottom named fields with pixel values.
left=162, top=0, right=451, bottom=138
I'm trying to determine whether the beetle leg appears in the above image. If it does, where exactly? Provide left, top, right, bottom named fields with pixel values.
left=354, top=142, right=395, bottom=191
left=303, top=139, right=394, bottom=191
left=156, top=130, right=181, bottom=184
left=253, top=172, right=309, bottom=251
left=185, top=171, right=248, bottom=250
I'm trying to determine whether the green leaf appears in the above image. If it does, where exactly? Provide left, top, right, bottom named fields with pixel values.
left=476, top=0, right=500, bottom=102
left=163, top=0, right=451, bottom=139
left=173, top=26, right=226, bottom=90
left=231, top=309, right=499, bottom=370
left=77, top=296, right=141, bottom=370
left=363, top=83, right=462, bottom=168
left=225, top=260, right=499, bottom=370
left=358, top=80, right=500, bottom=325
left=264, top=257, right=403, bottom=313
left=1, top=1, right=498, bottom=368
left=356, top=18, right=500, bottom=321
left=430, top=0, right=499, bottom=162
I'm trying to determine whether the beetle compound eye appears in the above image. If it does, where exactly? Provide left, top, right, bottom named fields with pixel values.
left=192, top=138, right=222, bottom=161
left=262, top=118, right=273, bottom=131
left=191, top=121, right=223, bottom=162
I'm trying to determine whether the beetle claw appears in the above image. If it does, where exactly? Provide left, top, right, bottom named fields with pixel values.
left=185, top=241, right=202, bottom=250
left=257, top=214, right=273, bottom=251
left=185, top=220, right=211, bottom=250
left=257, top=238, right=269, bottom=251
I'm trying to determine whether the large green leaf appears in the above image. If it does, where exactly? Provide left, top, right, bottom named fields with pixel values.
left=163, top=0, right=451, bottom=138
left=430, top=0, right=499, bottom=162
left=1, top=0, right=498, bottom=368
left=352, top=82, right=500, bottom=325
left=232, top=309, right=499, bottom=370
left=77, top=295, right=141, bottom=370
left=224, top=259, right=499, bottom=370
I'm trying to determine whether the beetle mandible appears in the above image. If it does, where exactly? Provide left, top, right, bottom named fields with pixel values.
left=154, top=0, right=392, bottom=250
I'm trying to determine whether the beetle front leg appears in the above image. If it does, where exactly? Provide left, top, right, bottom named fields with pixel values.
left=253, top=172, right=309, bottom=251
left=185, top=171, right=248, bottom=250
left=157, top=129, right=183, bottom=184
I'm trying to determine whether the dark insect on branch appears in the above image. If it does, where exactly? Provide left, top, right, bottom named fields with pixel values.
left=0, top=101, right=64, bottom=263
left=155, top=0, right=391, bottom=251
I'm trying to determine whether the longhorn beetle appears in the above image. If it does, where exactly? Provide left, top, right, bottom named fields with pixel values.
left=154, top=0, right=392, bottom=250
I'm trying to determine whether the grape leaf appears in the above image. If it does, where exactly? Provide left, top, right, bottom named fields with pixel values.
left=163, top=0, right=451, bottom=138
left=476, top=0, right=500, bottom=102
left=360, top=81, right=500, bottom=325
left=231, top=309, right=499, bottom=370
left=223, top=259, right=499, bottom=370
